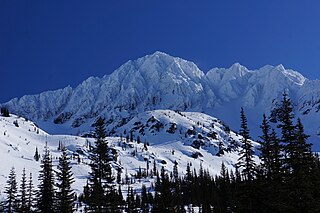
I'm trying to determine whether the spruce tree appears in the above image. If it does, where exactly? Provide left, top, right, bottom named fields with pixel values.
left=141, top=184, right=149, bottom=213
left=237, top=108, right=256, bottom=182
left=266, top=129, right=283, bottom=211
left=1, top=107, right=10, bottom=117
left=236, top=108, right=257, bottom=212
left=26, top=173, right=34, bottom=213
left=154, top=166, right=172, bottom=211
left=292, top=118, right=312, bottom=174
left=34, top=147, right=40, bottom=161
left=277, top=93, right=296, bottom=172
left=5, top=167, right=18, bottom=213
left=85, top=116, right=115, bottom=212
left=18, top=168, right=28, bottom=212
left=286, top=118, right=314, bottom=212
left=269, top=129, right=282, bottom=180
left=36, top=144, right=55, bottom=213
left=259, top=114, right=273, bottom=179
left=56, top=147, right=75, bottom=213
left=173, top=160, right=179, bottom=182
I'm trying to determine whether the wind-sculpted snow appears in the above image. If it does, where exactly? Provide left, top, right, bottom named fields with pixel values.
left=2, top=51, right=320, bottom=148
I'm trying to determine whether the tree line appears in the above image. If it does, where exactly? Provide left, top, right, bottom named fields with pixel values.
left=3, top=144, right=75, bottom=213
left=3, top=93, right=320, bottom=212
left=78, top=93, right=320, bottom=212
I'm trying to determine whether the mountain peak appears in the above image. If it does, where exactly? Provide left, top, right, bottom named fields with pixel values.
left=125, top=51, right=204, bottom=81
left=273, top=64, right=286, bottom=72
left=2, top=52, right=319, bottom=149
left=140, top=51, right=174, bottom=62
left=224, top=62, right=249, bottom=78
left=151, top=50, right=170, bottom=57
left=271, top=64, right=306, bottom=85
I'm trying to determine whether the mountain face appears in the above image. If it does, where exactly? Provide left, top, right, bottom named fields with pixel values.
left=2, top=51, right=320, bottom=149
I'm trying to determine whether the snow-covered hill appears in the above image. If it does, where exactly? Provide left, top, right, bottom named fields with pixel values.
left=2, top=52, right=320, bottom=148
left=0, top=110, right=258, bottom=201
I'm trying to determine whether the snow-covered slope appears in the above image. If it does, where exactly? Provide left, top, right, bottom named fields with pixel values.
left=0, top=111, right=259, bottom=200
left=2, top=52, right=320, bottom=148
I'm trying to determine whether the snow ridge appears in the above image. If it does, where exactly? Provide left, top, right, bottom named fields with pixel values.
left=2, top=51, right=320, bottom=148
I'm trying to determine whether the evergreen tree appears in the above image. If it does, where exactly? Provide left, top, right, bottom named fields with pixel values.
left=126, top=187, right=135, bottom=212
left=1, top=107, right=10, bottom=117
left=269, top=129, right=282, bottom=181
left=292, top=118, right=312, bottom=174
left=36, top=144, right=55, bottom=213
left=117, top=185, right=124, bottom=210
left=266, top=129, right=283, bottom=211
left=173, top=160, right=179, bottom=182
left=18, top=168, right=28, bottom=213
left=34, top=147, right=40, bottom=161
left=215, top=162, right=231, bottom=212
left=26, top=173, right=34, bottom=213
left=116, top=167, right=121, bottom=184
left=5, top=167, right=18, bottom=213
left=286, top=118, right=314, bottom=212
left=237, top=108, right=256, bottom=182
left=56, top=147, right=75, bottom=213
left=236, top=108, right=257, bottom=212
left=84, top=116, right=115, bottom=212
left=153, top=159, right=157, bottom=177
left=154, top=166, right=173, bottom=211
left=277, top=93, right=296, bottom=172
left=140, top=184, right=149, bottom=213
left=259, top=114, right=273, bottom=179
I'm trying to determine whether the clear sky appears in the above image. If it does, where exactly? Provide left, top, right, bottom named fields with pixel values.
left=1, top=0, right=320, bottom=102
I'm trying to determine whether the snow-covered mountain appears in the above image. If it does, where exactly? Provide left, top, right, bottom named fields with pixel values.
left=2, top=52, right=320, bottom=148
left=0, top=110, right=258, bottom=200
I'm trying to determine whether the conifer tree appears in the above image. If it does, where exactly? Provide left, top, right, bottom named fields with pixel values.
left=292, top=118, right=312, bottom=173
left=286, top=118, right=314, bottom=212
left=1, top=107, right=10, bottom=117
left=173, top=160, right=179, bottom=182
left=36, top=144, right=55, bottom=213
left=153, top=159, right=157, bottom=177
left=140, top=184, right=149, bottom=213
left=237, top=108, right=256, bottom=182
left=84, top=116, right=115, bottom=212
left=277, top=93, right=296, bottom=172
left=236, top=108, right=257, bottom=212
left=259, top=114, right=273, bottom=179
left=34, top=147, right=40, bottom=161
left=26, top=173, right=34, bottom=213
left=126, top=187, right=135, bottom=212
left=264, top=129, right=283, bottom=211
left=18, top=168, right=28, bottom=212
left=56, top=147, right=75, bottom=213
left=269, top=129, right=282, bottom=180
left=5, top=167, right=18, bottom=213
left=154, top=166, right=172, bottom=211
left=116, top=167, right=121, bottom=184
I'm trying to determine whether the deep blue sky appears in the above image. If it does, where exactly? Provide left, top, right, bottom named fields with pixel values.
left=1, top=0, right=320, bottom=102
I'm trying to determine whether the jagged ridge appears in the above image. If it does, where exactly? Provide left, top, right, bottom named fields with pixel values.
left=2, top=51, right=320, bottom=149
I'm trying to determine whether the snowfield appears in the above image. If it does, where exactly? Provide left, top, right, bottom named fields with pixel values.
left=0, top=110, right=259, bottom=204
